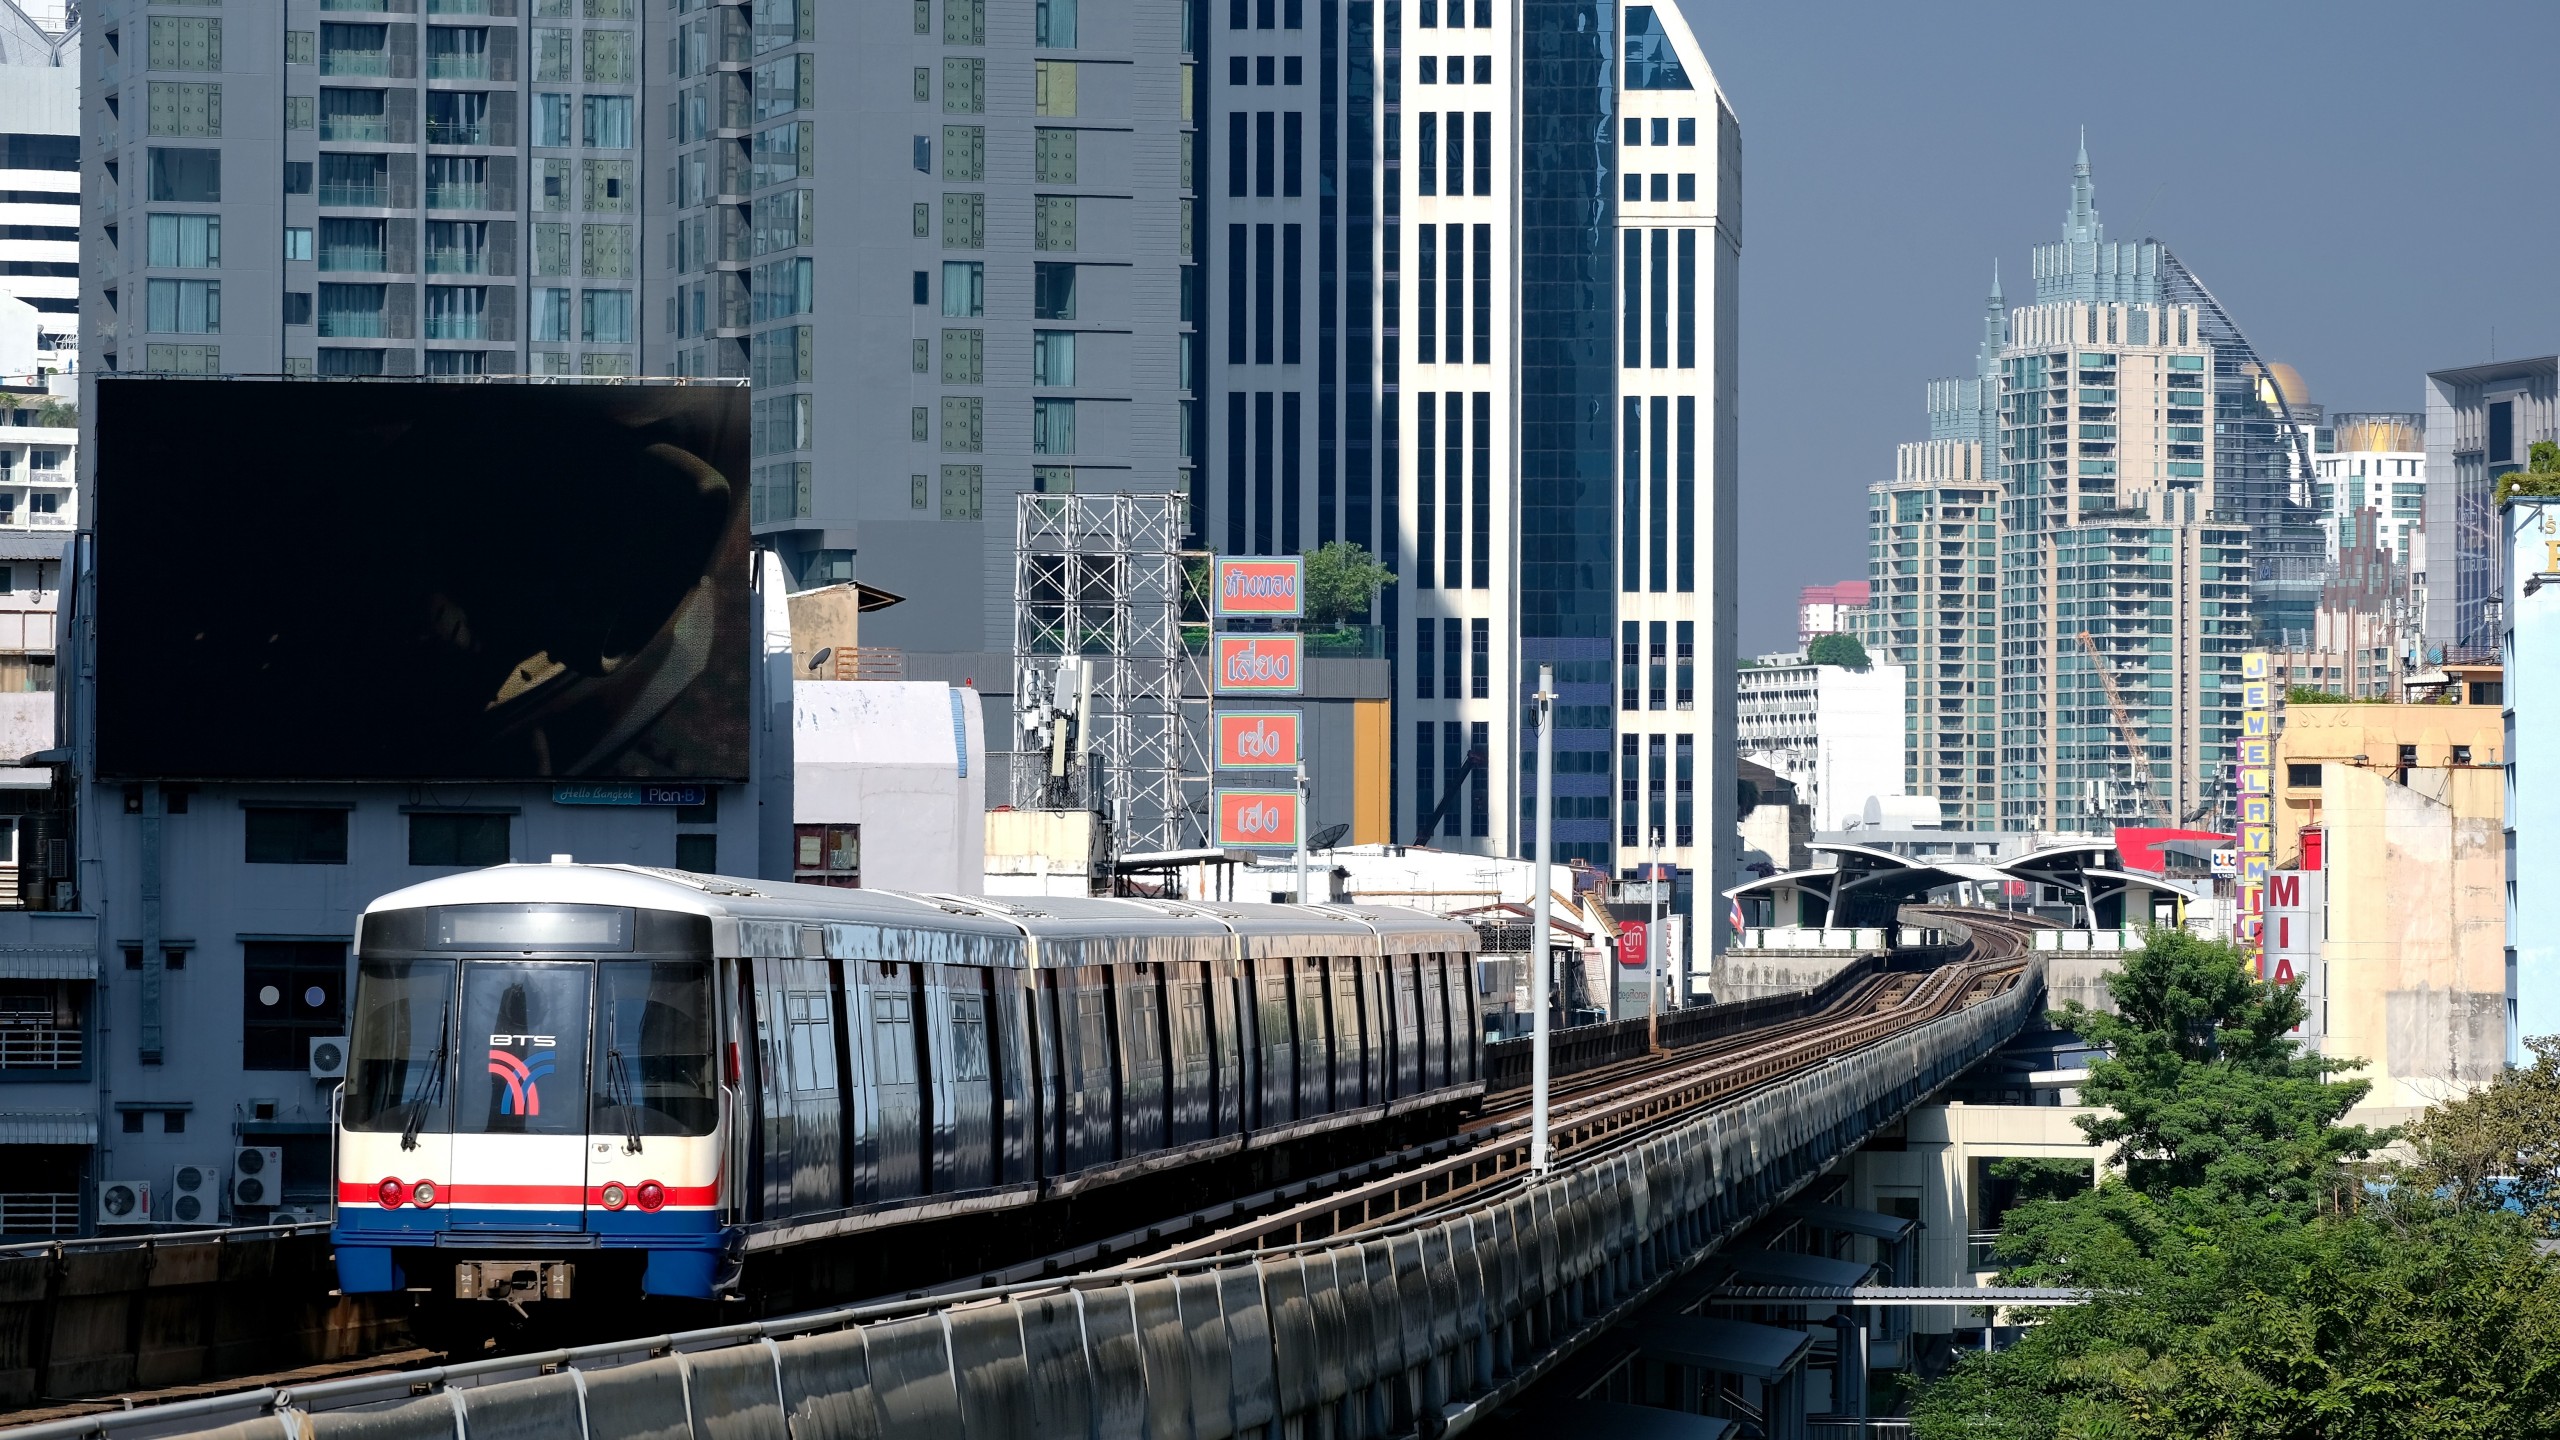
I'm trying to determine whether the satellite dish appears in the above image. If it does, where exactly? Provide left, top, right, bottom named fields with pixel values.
left=1310, top=823, right=1350, bottom=850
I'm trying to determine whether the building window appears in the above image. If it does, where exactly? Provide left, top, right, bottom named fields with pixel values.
left=242, top=941, right=347, bottom=1072
left=793, top=823, right=860, bottom=887
left=2285, top=763, right=2321, bottom=789
left=245, top=807, right=347, bottom=865
left=408, top=812, right=509, bottom=867
left=1033, top=262, right=1077, bottom=319
left=676, top=833, right=717, bottom=872
left=147, top=147, right=220, bottom=202
left=942, top=260, right=984, bottom=317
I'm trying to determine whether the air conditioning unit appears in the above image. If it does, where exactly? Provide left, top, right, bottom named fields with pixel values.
left=231, top=1146, right=284, bottom=1210
left=96, top=1179, right=151, bottom=1226
left=308, top=1035, right=348, bottom=1080
left=168, top=1164, right=221, bottom=1226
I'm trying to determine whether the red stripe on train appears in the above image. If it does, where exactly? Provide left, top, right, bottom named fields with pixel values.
left=335, top=1181, right=719, bottom=1206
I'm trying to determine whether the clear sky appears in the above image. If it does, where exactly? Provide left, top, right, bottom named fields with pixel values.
left=1677, top=0, right=2560, bottom=655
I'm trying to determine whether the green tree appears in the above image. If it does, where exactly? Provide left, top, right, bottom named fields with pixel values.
left=1805, top=632, right=1869, bottom=669
left=2399, top=1034, right=2560, bottom=1232
left=2054, top=928, right=2387, bottom=1219
left=1301, top=541, right=1395, bottom=628
left=2496, top=439, right=2560, bottom=503
left=31, top=396, right=73, bottom=429
left=1913, top=1202, right=2560, bottom=1439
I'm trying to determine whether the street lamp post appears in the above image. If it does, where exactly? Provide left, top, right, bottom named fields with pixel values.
left=1294, top=760, right=1310, bottom=906
left=1528, top=665, right=1555, bottom=1175
left=1647, top=826, right=1663, bottom=1051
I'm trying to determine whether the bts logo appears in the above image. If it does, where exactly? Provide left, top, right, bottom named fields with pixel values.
left=488, top=1038, right=557, bottom=1117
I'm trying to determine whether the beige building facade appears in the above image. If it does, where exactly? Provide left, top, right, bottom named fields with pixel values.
left=1864, top=440, right=1999, bottom=826
left=2272, top=702, right=2506, bottom=1121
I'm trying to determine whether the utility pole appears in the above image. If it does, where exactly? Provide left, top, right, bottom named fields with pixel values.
left=1529, top=665, right=1555, bottom=1175
left=1647, top=826, right=1663, bottom=1051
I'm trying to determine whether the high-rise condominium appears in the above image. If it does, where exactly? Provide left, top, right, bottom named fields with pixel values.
left=1866, top=440, right=1996, bottom=826
left=1199, top=1, right=1738, bottom=892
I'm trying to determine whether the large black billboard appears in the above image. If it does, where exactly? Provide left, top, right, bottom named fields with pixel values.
left=96, top=379, right=751, bottom=781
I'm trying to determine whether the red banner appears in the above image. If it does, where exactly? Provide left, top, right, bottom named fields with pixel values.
left=1213, top=634, right=1303, bottom=694
left=1213, top=557, right=1305, bottom=618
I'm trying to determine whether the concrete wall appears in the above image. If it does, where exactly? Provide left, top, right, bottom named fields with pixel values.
left=2272, top=704, right=2507, bottom=1118
left=2508, top=496, right=2559, bottom=1052
left=791, top=681, right=986, bottom=895
left=1852, top=1100, right=2103, bottom=1336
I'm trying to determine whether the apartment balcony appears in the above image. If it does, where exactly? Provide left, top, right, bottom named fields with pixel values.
left=320, top=50, right=391, bottom=77
left=318, top=246, right=386, bottom=272
left=318, top=182, right=389, bottom=207
left=424, top=248, right=484, bottom=275
left=0, top=1022, right=80, bottom=1070
left=423, top=315, right=484, bottom=341
left=320, top=115, right=391, bottom=142
left=0, top=1193, right=78, bottom=1239
left=427, top=183, right=488, bottom=210
left=317, top=311, right=387, bottom=339
left=426, top=55, right=490, bottom=81
left=427, top=0, right=491, bottom=11
left=427, top=121, right=488, bottom=146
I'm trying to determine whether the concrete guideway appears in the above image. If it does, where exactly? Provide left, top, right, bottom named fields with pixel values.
left=1, top=919, right=2045, bottom=1440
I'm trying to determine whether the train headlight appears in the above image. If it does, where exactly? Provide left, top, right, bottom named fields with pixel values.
left=600, top=1182, right=628, bottom=1210
left=635, top=1181, right=665, bottom=1212
left=411, top=1181, right=438, bottom=1208
left=377, top=1177, right=406, bottom=1209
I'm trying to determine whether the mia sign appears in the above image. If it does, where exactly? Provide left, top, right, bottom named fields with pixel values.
left=1214, top=788, right=1301, bottom=848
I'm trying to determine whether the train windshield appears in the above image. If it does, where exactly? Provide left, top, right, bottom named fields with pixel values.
left=590, top=961, right=718, bottom=1137
left=343, top=958, right=458, bottom=1134
left=460, top=962, right=593, bottom=1137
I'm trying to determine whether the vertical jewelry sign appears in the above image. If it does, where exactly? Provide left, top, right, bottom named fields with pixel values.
left=1212, top=556, right=1305, bottom=847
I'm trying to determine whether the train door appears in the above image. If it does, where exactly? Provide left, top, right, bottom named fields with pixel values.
left=1064, top=966, right=1116, bottom=1171
left=1329, top=956, right=1363, bottom=1109
left=1213, top=959, right=1247, bottom=1138
left=931, top=965, right=998, bottom=1193
left=1254, top=959, right=1294, bottom=1128
left=1170, top=964, right=1212, bottom=1146
left=1034, top=968, right=1067, bottom=1179
left=1419, top=953, right=1448, bottom=1092
left=455, top=960, right=593, bottom=1231
left=1118, top=965, right=1166, bottom=1157
left=1391, top=954, right=1421, bottom=1101
left=867, top=962, right=926, bottom=1200
left=993, top=971, right=1034, bottom=1186
left=1296, top=955, right=1332, bottom=1117
left=769, top=956, right=842, bottom=1215
left=1449, top=950, right=1482, bottom=1080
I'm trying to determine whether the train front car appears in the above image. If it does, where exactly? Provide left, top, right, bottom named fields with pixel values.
left=335, top=869, right=730, bottom=1321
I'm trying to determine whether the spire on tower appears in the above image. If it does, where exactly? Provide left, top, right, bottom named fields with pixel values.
left=2065, top=128, right=2100, bottom=242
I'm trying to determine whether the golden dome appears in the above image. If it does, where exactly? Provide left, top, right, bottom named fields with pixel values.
left=2334, top=416, right=2423, bottom=454
left=2249, top=361, right=2310, bottom=409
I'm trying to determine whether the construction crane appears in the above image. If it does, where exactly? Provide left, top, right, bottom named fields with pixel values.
left=2076, top=629, right=2164, bottom=822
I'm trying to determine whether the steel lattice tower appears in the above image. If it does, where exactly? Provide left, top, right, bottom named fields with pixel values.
left=1011, top=494, right=1207, bottom=853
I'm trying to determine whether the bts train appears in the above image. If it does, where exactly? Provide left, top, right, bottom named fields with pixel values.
left=334, top=861, right=1483, bottom=1318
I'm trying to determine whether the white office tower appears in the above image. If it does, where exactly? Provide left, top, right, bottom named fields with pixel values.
left=1200, top=1, right=1739, bottom=914
left=0, top=6, right=77, bottom=379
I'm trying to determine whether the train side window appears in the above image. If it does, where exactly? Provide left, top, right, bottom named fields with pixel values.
left=872, top=993, right=917, bottom=1086
left=948, top=992, right=989, bottom=1082
left=1124, top=980, right=1161, bottom=1069
left=1074, top=989, right=1109, bottom=1071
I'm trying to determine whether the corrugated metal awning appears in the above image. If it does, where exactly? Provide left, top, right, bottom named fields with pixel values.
left=0, top=1111, right=96, bottom=1146
left=0, top=946, right=95, bottom=980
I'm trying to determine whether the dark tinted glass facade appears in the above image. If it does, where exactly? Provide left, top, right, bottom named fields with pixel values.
left=1517, top=0, right=1617, bottom=861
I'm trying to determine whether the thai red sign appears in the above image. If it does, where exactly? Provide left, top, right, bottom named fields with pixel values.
left=1213, top=788, right=1300, bottom=848
left=1213, top=634, right=1303, bottom=694
left=1215, top=709, right=1301, bottom=769
left=1213, top=557, right=1305, bottom=618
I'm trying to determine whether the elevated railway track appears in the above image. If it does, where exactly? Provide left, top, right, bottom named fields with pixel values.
left=4, top=907, right=2049, bottom=1439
